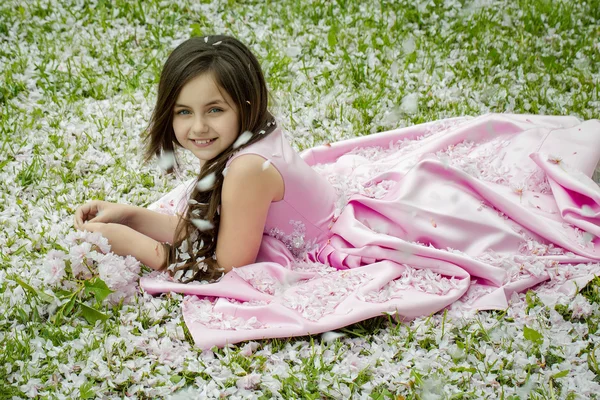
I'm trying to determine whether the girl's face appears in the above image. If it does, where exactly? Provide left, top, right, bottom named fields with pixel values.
left=173, top=72, right=240, bottom=166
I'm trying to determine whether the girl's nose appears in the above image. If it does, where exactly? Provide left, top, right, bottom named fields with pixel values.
left=192, top=116, right=208, bottom=133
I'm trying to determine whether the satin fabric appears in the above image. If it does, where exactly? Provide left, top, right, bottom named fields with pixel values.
left=140, top=114, right=600, bottom=349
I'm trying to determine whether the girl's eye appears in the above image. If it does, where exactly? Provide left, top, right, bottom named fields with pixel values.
left=208, top=108, right=223, bottom=114
left=176, top=109, right=191, bottom=115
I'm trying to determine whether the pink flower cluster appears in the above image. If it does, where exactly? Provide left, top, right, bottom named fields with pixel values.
left=42, top=230, right=140, bottom=305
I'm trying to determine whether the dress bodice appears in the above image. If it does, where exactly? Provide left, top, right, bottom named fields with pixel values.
left=226, top=128, right=337, bottom=260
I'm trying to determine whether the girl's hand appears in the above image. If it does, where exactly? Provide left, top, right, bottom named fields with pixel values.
left=74, top=200, right=131, bottom=230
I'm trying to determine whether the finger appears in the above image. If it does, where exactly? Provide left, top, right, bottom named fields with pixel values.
left=74, top=209, right=84, bottom=229
left=82, top=222, right=105, bottom=234
left=81, top=203, right=98, bottom=222
left=75, top=207, right=84, bottom=228
left=88, top=210, right=104, bottom=224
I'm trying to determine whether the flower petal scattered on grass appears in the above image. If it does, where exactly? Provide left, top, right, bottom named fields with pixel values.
left=2, top=0, right=600, bottom=398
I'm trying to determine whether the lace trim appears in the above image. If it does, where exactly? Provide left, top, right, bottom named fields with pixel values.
left=267, top=220, right=319, bottom=259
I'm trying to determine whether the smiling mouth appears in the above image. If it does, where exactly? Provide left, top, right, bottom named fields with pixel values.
left=192, top=138, right=217, bottom=145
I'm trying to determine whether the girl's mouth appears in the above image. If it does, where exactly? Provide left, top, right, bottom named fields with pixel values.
left=192, top=138, right=217, bottom=148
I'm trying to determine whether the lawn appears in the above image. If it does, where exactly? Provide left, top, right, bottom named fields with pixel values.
left=1, top=0, right=600, bottom=398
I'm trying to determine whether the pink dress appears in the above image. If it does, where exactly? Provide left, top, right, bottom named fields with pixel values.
left=141, top=113, right=600, bottom=349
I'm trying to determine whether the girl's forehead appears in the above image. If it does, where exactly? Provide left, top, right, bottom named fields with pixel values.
left=177, top=72, right=236, bottom=108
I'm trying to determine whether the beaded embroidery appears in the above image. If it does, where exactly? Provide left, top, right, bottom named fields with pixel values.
left=268, top=220, right=319, bottom=259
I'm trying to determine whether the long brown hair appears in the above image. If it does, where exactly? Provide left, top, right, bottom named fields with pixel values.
left=144, top=35, right=276, bottom=282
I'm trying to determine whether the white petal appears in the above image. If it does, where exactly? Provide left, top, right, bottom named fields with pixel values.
left=173, top=269, right=184, bottom=281
left=581, top=205, right=595, bottom=217
left=320, top=331, right=345, bottom=343
left=582, top=232, right=595, bottom=243
left=157, top=150, right=175, bottom=171
left=400, top=93, right=419, bottom=114
left=402, top=36, right=416, bottom=54
left=191, top=219, right=214, bottom=231
left=184, top=269, right=194, bottom=280
left=233, top=131, right=253, bottom=149
left=262, top=159, right=271, bottom=171
left=196, top=172, right=216, bottom=191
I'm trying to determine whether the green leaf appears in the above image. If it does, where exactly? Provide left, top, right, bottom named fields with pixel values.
left=77, top=301, right=109, bottom=325
left=170, top=375, right=183, bottom=384
left=84, top=278, right=114, bottom=303
left=55, top=289, right=73, bottom=298
left=63, top=296, right=76, bottom=315
left=327, top=27, right=338, bottom=48
left=552, top=370, right=570, bottom=379
left=190, top=23, right=203, bottom=37
left=523, top=326, right=543, bottom=345
left=79, top=380, right=95, bottom=399
left=13, top=276, right=54, bottom=303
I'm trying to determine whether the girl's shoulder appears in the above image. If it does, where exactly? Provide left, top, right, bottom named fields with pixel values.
left=226, top=127, right=284, bottom=167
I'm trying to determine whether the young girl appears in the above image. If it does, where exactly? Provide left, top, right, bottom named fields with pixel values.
left=76, top=35, right=600, bottom=348
left=74, top=35, right=291, bottom=281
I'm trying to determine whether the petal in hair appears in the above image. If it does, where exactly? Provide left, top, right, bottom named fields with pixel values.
left=191, top=219, right=214, bottom=231
left=196, top=172, right=216, bottom=191
left=233, top=131, right=253, bottom=149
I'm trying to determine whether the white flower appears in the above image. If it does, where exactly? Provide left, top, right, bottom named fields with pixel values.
left=236, top=373, right=261, bottom=390
left=43, top=257, right=66, bottom=286
left=570, top=294, right=593, bottom=319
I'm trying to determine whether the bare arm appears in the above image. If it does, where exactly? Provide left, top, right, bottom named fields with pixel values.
left=82, top=222, right=167, bottom=270
left=124, top=206, right=180, bottom=244
left=216, top=155, right=284, bottom=272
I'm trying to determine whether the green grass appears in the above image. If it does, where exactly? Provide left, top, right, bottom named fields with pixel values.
left=1, top=0, right=599, bottom=398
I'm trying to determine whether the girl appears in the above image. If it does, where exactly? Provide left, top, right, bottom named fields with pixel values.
left=76, top=35, right=600, bottom=348
left=75, top=35, right=286, bottom=280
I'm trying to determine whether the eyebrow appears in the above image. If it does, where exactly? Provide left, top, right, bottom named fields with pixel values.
left=174, top=99, right=226, bottom=108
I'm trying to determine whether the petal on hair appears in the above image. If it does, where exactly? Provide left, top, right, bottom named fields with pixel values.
left=204, top=36, right=208, bottom=43
left=157, top=150, right=175, bottom=171
left=191, top=219, right=214, bottom=231
left=173, top=269, right=184, bottom=281
left=188, top=199, right=198, bottom=205
left=233, top=131, right=253, bottom=149
left=196, top=172, right=216, bottom=191
left=184, top=269, right=194, bottom=280
left=212, top=41, right=222, bottom=46
left=262, top=159, right=271, bottom=171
